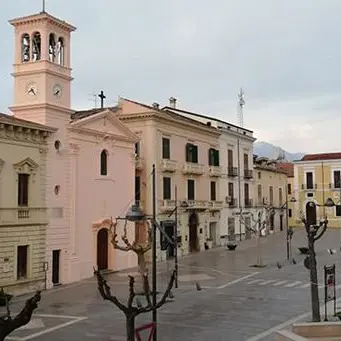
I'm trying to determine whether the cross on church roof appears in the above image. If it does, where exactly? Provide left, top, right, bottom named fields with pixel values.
left=98, top=91, right=106, bottom=109
left=42, top=0, right=46, bottom=13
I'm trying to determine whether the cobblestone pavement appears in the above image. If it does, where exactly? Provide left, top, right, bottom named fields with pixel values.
left=2, top=228, right=341, bottom=341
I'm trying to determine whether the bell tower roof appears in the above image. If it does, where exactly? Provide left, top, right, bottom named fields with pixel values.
left=9, top=11, right=76, bottom=32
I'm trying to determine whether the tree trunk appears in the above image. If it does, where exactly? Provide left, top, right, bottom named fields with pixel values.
left=256, top=232, right=263, bottom=266
left=308, top=236, right=321, bottom=322
left=126, top=314, right=136, bottom=341
left=137, top=252, right=147, bottom=276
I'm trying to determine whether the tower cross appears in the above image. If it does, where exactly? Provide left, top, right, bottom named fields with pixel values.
left=98, top=91, right=106, bottom=109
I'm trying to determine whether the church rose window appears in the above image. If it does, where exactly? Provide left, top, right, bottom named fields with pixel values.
left=21, top=33, right=30, bottom=62
left=32, top=31, right=41, bottom=61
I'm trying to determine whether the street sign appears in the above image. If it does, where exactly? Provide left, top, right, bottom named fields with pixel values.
left=324, top=264, right=336, bottom=321
left=135, top=322, right=155, bottom=341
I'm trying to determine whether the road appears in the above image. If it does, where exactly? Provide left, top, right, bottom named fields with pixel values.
left=2, top=227, right=341, bottom=341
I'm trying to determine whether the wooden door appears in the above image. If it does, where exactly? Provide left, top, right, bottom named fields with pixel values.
left=52, top=250, right=60, bottom=285
left=97, top=229, right=108, bottom=270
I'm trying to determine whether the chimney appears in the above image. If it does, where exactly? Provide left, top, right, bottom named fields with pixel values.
left=152, top=102, right=159, bottom=109
left=169, top=97, right=177, bottom=108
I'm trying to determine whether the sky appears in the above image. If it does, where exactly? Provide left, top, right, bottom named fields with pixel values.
left=1, top=0, right=341, bottom=154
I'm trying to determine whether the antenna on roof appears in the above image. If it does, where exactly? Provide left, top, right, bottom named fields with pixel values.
left=237, top=88, right=245, bottom=127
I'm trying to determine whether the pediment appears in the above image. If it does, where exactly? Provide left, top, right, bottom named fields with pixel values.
left=13, top=157, right=39, bottom=174
left=70, top=109, right=137, bottom=142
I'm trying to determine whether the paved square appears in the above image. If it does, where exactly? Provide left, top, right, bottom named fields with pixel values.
left=6, top=314, right=87, bottom=341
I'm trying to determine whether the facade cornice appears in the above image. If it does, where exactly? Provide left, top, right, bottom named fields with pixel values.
left=219, top=128, right=256, bottom=142
left=11, top=67, right=73, bottom=82
left=254, top=165, right=288, bottom=175
left=9, top=102, right=73, bottom=115
left=119, top=112, right=221, bottom=138
left=294, top=159, right=341, bottom=165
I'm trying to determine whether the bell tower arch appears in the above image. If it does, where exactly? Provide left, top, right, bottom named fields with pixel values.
left=8, top=11, right=76, bottom=126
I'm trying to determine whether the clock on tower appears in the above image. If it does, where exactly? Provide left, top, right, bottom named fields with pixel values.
left=8, top=11, right=76, bottom=125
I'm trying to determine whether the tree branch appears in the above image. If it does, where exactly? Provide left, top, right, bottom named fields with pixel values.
left=142, top=274, right=152, bottom=308
left=94, top=268, right=127, bottom=313
left=127, top=276, right=135, bottom=308
left=314, top=220, right=328, bottom=242
left=110, top=218, right=134, bottom=252
left=0, top=291, right=41, bottom=340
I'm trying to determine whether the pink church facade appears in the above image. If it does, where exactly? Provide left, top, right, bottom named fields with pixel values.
left=8, top=11, right=137, bottom=289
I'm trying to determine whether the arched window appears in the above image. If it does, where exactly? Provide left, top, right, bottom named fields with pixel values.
left=32, top=31, right=41, bottom=61
left=21, top=33, right=30, bottom=62
left=49, top=33, right=56, bottom=62
left=100, top=150, right=108, bottom=176
left=56, top=37, right=64, bottom=65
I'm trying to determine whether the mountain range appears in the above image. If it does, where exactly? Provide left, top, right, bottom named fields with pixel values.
left=253, top=141, right=304, bottom=162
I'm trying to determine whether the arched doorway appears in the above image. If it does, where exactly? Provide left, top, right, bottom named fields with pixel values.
left=188, top=212, right=199, bottom=252
left=306, top=202, right=317, bottom=226
left=97, top=228, right=108, bottom=270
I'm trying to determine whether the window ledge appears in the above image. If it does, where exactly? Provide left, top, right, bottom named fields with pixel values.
left=95, top=176, right=115, bottom=182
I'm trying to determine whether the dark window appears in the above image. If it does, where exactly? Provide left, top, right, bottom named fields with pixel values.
left=135, top=176, right=141, bottom=203
left=288, top=209, right=292, bottom=218
left=228, top=149, right=233, bottom=167
left=210, top=181, right=216, bottom=201
left=135, top=142, right=140, bottom=156
left=336, top=205, right=341, bottom=217
left=100, top=150, right=107, bottom=175
left=18, top=174, right=29, bottom=206
left=208, top=148, right=219, bottom=166
left=279, top=188, right=283, bottom=206
left=306, top=172, right=313, bottom=189
left=163, top=177, right=171, bottom=200
left=258, top=172, right=261, bottom=179
left=269, top=186, right=274, bottom=205
left=185, top=143, right=198, bottom=163
left=187, top=179, right=195, bottom=200
left=307, top=192, right=314, bottom=197
left=17, top=245, right=28, bottom=279
left=243, top=153, right=249, bottom=170
left=162, top=138, right=170, bottom=159
left=334, top=171, right=341, bottom=188
left=228, top=182, right=234, bottom=197
left=244, top=183, right=249, bottom=200
left=288, top=183, right=292, bottom=195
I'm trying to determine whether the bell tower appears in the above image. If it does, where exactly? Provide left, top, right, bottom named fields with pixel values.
left=8, top=10, right=76, bottom=126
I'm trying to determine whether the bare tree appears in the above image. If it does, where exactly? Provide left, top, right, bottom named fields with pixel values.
left=0, top=290, right=41, bottom=341
left=95, top=218, right=176, bottom=341
left=300, top=213, right=328, bottom=322
left=240, top=205, right=274, bottom=267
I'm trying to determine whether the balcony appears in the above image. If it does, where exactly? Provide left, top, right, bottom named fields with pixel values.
left=329, top=183, right=341, bottom=191
left=159, top=199, right=176, bottom=213
left=135, top=156, right=145, bottom=171
left=182, top=163, right=204, bottom=175
left=227, top=167, right=238, bottom=177
left=160, top=159, right=177, bottom=173
left=186, top=200, right=208, bottom=210
left=244, top=169, right=253, bottom=179
left=301, top=184, right=317, bottom=190
left=208, top=201, right=223, bottom=211
left=0, top=207, right=47, bottom=226
left=208, top=166, right=222, bottom=177
left=244, top=199, right=253, bottom=208
left=228, top=197, right=238, bottom=208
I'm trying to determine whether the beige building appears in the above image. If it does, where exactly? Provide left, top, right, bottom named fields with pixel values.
left=118, top=98, right=222, bottom=259
left=253, top=157, right=288, bottom=233
left=0, top=113, right=55, bottom=294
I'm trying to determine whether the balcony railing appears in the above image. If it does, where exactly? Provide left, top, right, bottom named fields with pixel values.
left=135, top=156, right=145, bottom=171
left=228, top=197, right=237, bottom=208
left=186, top=200, right=207, bottom=210
left=208, top=166, right=222, bottom=177
left=208, top=201, right=223, bottom=211
left=227, top=167, right=238, bottom=177
left=244, top=199, right=253, bottom=208
left=329, top=183, right=341, bottom=190
left=160, top=159, right=177, bottom=172
left=0, top=207, right=47, bottom=226
left=244, top=169, right=253, bottom=179
left=182, top=163, right=204, bottom=175
left=159, top=199, right=176, bottom=212
left=301, top=184, right=317, bottom=190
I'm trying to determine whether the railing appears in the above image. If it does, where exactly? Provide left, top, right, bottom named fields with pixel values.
left=229, top=198, right=237, bottom=208
left=301, top=184, right=317, bottom=190
left=0, top=207, right=47, bottom=225
left=135, top=157, right=145, bottom=170
left=329, top=183, right=341, bottom=190
left=208, top=166, right=222, bottom=177
left=182, top=163, right=205, bottom=175
left=244, top=169, right=253, bottom=179
left=186, top=200, right=207, bottom=209
left=244, top=199, right=253, bottom=208
left=227, top=167, right=238, bottom=177
left=208, top=201, right=223, bottom=210
left=160, top=159, right=177, bottom=172
left=159, top=199, right=176, bottom=212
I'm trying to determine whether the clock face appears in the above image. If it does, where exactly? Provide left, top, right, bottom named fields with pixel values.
left=53, top=84, right=62, bottom=99
left=26, top=82, right=37, bottom=97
